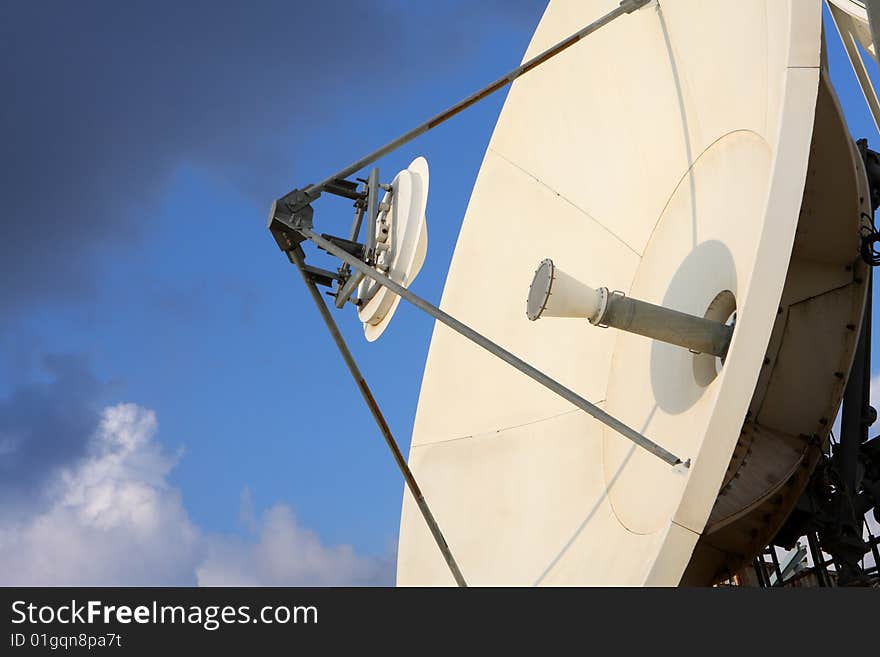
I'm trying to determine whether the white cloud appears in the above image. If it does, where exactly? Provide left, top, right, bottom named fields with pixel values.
left=0, top=403, right=393, bottom=586
left=197, top=505, right=394, bottom=586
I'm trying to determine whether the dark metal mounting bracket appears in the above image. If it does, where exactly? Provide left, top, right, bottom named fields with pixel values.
left=268, top=188, right=317, bottom=254
left=769, top=138, right=880, bottom=586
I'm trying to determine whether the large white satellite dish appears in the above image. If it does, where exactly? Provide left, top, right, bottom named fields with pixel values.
left=357, top=157, right=429, bottom=341
left=396, top=0, right=871, bottom=585
left=269, top=0, right=880, bottom=587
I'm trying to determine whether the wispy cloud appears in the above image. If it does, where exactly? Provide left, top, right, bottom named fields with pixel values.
left=198, top=504, right=394, bottom=587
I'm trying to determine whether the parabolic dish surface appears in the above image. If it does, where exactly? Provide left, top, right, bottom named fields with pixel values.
left=397, top=0, right=829, bottom=585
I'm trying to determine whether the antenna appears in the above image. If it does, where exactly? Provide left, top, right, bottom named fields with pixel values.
left=266, top=0, right=659, bottom=588
left=357, top=157, right=429, bottom=341
left=267, top=0, right=880, bottom=587
left=395, top=0, right=872, bottom=586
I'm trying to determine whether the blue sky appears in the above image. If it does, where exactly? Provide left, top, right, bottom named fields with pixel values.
left=1, top=1, right=879, bottom=585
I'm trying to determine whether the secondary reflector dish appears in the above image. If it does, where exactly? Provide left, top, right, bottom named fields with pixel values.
left=398, top=0, right=869, bottom=585
left=358, top=156, right=429, bottom=341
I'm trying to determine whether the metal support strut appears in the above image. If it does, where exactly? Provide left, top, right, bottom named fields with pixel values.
left=270, top=0, right=650, bottom=215
left=300, top=227, right=688, bottom=468
left=290, top=247, right=468, bottom=587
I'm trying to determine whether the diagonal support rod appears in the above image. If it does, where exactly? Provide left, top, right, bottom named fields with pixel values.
left=300, top=227, right=688, bottom=468
left=296, top=0, right=650, bottom=197
left=289, top=246, right=468, bottom=587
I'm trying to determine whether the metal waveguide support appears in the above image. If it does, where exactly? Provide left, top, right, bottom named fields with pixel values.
left=289, top=246, right=468, bottom=587
left=330, top=204, right=367, bottom=308
left=298, top=227, right=689, bottom=469
left=364, top=167, right=381, bottom=263
left=526, top=259, right=733, bottom=358
left=596, top=293, right=733, bottom=358
left=334, top=269, right=366, bottom=309
left=270, top=0, right=650, bottom=208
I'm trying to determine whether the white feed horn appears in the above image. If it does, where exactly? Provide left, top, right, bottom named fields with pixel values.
left=526, top=258, right=606, bottom=322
